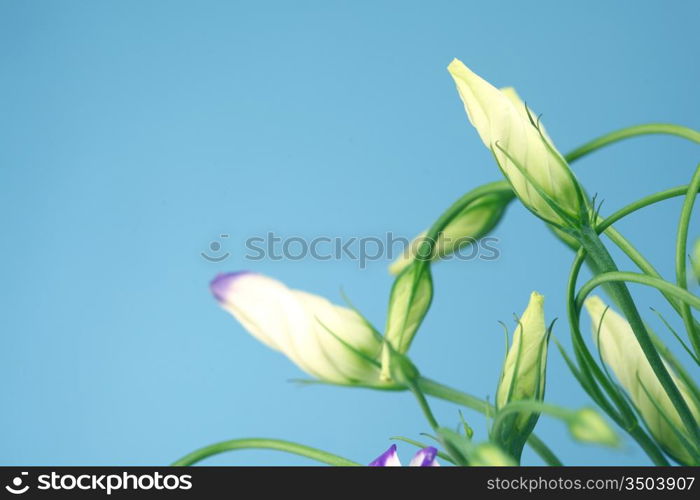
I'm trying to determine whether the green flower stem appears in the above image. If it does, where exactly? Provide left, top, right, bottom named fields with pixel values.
left=576, top=271, right=700, bottom=312
left=418, top=377, right=491, bottom=414
left=408, top=380, right=440, bottom=431
left=417, top=377, right=563, bottom=466
left=171, top=438, right=360, bottom=466
left=675, top=165, right=700, bottom=356
left=577, top=226, right=700, bottom=445
left=565, top=123, right=700, bottom=163
left=598, top=186, right=689, bottom=232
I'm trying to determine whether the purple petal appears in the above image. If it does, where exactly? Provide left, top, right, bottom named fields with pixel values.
left=369, top=444, right=401, bottom=466
left=408, top=447, right=440, bottom=467
left=210, top=271, right=252, bottom=302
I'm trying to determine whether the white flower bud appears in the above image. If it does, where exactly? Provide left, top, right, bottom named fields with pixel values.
left=383, top=264, right=432, bottom=358
left=493, top=292, right=550, bottom=460
left=585, top=296, right=700, bottom=464
left=496, top=292, right=549, bottom=409
left=448, top=59, right=585, bottom=228
left=211, top=272, right=383, bottom=386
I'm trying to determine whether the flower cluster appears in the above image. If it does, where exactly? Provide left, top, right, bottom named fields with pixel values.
left=177, top=59, right=700, bottom=467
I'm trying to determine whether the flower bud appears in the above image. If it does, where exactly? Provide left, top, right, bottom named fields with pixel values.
left=585, top=296, right=700, bottom=464
left=448, top=59, right=585, bottom=228
left=494, top=292, right=550, bottom=459
left=496, top=292, right=549, bottom=407
left=567, top=408, right=619, bottom=447
left=383, top=264, right=432, bottom=360
left=468, top=443, right=517, bottom=466
left=211, top=271, right=384, bottom=386
left=389, top=192, right=511, bottom=275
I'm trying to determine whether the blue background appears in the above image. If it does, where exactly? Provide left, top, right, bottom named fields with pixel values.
left=1, top=0, right=698, bottom=466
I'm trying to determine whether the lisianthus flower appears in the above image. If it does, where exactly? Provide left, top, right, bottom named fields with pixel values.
left=448, top=59, right=585, bottom=228
left=493, top=291, right=550, bottom=460
left=211, top=271, right=384, bottom=385
left=585, top=296, right=700, bottom=464
left=369, top=444, right=440, bottom=466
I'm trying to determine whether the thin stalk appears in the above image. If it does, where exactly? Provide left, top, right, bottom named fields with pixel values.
left=576, top=272, right=700, bottom=312
left=172, top=438, right=360, bottom=466
left=675, top=165, right=700, bottom=355
left=598, top=186, right=689, bottom=232
left=408, top=381, right=440, bottom=431
left=417, top=377, right=492, bottom=415
left=566, top=123, right=700, bottom=163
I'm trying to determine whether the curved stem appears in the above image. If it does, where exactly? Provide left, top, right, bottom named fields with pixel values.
left=597, top=186, right=689, bottom=233
left=172, top=438, right=360, bottom=466
left=565, top=123, right=700, bottom=163
left=577, top=227, right=700, bottom=444
left=408, top=380, right=440, bottom=431
left=576, top=271, right=700, bottom=312
left=417, top=377, right=563, bottom=466
left=417, top=377, right=491, bottom=414
left=675, top=165, right=700, bottom=355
